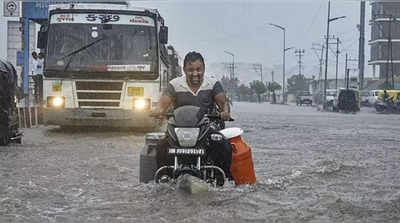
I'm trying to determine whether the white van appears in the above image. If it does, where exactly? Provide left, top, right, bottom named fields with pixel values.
left=367, top=90, right=382, bottom=106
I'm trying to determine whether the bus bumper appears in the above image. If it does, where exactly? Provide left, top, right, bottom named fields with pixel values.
left=43, top=108, right=161, bottom=128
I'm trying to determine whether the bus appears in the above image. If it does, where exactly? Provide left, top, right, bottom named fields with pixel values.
left=38, top=1, right=173, bottom=128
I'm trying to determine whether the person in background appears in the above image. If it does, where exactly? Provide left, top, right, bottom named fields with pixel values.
left=31, top=52, right=44, bottom=104
left=31, top=51, right=38, bottom=75
left=37, top=53, right=44, bottom=75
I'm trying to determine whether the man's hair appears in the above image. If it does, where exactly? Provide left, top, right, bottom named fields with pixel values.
left=183, top=51, right=204, bottom=68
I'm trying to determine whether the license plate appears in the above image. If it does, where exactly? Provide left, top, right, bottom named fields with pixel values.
left=91, top=112, right=106, bottom=117
left=168, top=148, right=205, bottom=155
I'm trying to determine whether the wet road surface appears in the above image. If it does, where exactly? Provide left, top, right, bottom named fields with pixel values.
left=1, top=102, right=400, bottom=222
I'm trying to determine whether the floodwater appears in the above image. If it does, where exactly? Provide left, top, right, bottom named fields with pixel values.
left=1, top=102, right=400, bottom=222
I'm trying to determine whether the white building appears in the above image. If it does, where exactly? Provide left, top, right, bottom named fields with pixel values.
left=1, top=1, right=37, bottom=87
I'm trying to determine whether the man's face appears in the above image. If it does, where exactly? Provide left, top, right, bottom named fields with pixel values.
left=184, top=59, right=204, bottom=87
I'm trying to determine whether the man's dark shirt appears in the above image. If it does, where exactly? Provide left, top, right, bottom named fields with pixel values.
left=163, top=75, right=224, bottom=111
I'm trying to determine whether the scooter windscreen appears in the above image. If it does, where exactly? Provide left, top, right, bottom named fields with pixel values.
left=170, top=105, right=206, bottom=127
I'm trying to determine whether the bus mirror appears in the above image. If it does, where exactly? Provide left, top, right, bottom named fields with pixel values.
left=37, top=30, right=47, bottom=49
left=160, top=26, right=168, bottom=44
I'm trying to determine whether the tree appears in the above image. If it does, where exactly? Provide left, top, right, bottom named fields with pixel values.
left=267, top=82, right=281, bottom=104
left=237, top=84, right=251, bottom=101
left=287, top=74, right=309, bottom=94
left=220, top=76, right=239, bottom=100
left=249, top=80, right=266, bottom=103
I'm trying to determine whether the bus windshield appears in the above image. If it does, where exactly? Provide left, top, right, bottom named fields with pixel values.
left=46, top=13, right=157, bottom=77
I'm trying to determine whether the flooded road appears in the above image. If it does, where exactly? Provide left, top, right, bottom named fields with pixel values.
left=1, top=102, right=400, bottom=222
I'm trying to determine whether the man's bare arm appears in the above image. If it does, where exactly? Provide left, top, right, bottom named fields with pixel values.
left=215, top=93, right=231, bottom=120
left=150, top=95, right=172, bottom=117
left=159, top=95, right=172, bottom=113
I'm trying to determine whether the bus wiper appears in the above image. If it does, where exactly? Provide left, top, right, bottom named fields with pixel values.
left=63, top=37, right=105, bottom=71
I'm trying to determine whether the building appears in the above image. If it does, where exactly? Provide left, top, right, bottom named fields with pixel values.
left=1, top=1, right=38, bottom=88
left=369, top=0, right=400, bottom=87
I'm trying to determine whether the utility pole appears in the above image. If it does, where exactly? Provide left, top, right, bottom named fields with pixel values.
left=253, top=64, right=263, bottom=82
left=335, top=37, right=340, bottom=90
left=324, top=0, right=345, bottom=110
left=345, top=53, right=348, bottom=89
left=311, top=43, right=324, bottom=91
left=345, top=53, right=358, bottom=89
left=358, top=0, right=365, bottom=90
left=271, top=70, right=276, bottom=104
left=327, top=36, right=339, bottom=89
left=224, top=51, right=235, bottom=80
left=386, top=15, right=392, bottom=90
left=294, top=49, right=305, bottom=75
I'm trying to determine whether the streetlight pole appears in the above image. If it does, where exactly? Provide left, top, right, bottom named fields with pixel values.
left=323, top=0, right=345, bottom=110
left=269, top=23, right=291, bottom=104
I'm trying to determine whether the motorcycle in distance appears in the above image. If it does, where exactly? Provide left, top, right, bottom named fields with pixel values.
left=375, top=96, right=400, bottom=114
left=139, top=105, right=237, bottom=187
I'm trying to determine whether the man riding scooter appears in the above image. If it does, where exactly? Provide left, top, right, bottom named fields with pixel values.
left=150, top=51, right=233, bottom=178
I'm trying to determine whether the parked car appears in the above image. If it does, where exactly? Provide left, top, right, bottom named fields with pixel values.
left=296, top=91, right=313, bottom=106
left=360, top=90, right=370, bottom=106
left=367, top=90, right=382, bottom=106
left=325, top=89, right=338, bottom=111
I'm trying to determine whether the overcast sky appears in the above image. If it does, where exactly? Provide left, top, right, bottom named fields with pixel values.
left=0, top=0, right=373, bottom=82
left=136, top=0, right=372, bottom=80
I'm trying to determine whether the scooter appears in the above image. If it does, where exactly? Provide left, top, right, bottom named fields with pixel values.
left=139, top=105, right=256, bottom=187
left=375, top=97, right=400, bottom=114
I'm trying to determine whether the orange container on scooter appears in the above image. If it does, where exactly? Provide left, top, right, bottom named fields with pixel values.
left=229, top=136, right=256, bottom=185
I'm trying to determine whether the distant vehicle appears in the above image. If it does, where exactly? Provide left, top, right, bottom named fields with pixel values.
left=375, top=97, right=400, bottom=113
left=0, top=59, right=22, bottom=145
left=336, top=88, right=360, bottom=113
left=377, top=90, right=400, bottom=102
left=325, top=89, right=338, bottom=111
left=296, top=91, right=312, bottom=106
left=375, top=90, right=400, bottom=113
left=360, top=90, right=370, bottom=106
left=38, top=1, right=173, bottom=129
left=367, top=90, right=382, bottom=106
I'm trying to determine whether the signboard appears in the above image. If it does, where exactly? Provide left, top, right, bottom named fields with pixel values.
left=50, top=13, right=155, bottom=26
left=3, top=0, right=20, bottom=17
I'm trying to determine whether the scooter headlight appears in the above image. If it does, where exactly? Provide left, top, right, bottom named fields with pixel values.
left=175, top=128, right=199, bottom=147
left=47, top=96, right=65, bottom=108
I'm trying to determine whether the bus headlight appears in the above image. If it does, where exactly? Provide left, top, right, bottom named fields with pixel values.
left=47, top=96, right=65, bottom=108
left=133, top=98, right=151, bottom=110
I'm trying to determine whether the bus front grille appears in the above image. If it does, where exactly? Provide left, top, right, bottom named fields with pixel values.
left=75, top=81, right=123, bottom=108
left=77, top=92, right=121, bottom=100
left=76, top=81, right=123, bottom=91
left=78, top=102, right=120, bottom=107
